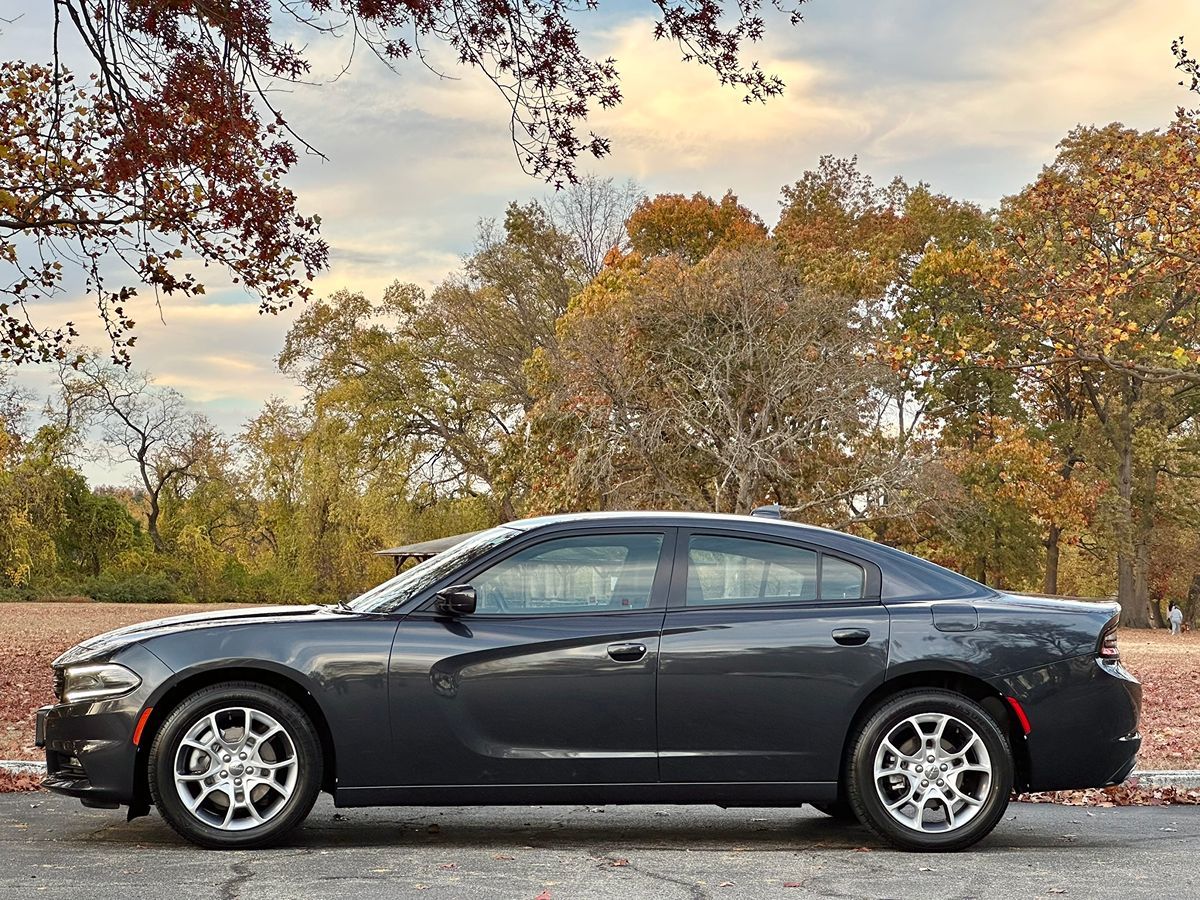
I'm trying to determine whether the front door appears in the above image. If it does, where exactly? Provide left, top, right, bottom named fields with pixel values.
left=389, top=528, right=674, bottom=786
left=657, top=529, right=890, bottom=784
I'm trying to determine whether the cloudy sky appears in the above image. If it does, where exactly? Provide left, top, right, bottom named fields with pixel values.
left=4, top=0, right=1199, bottom=483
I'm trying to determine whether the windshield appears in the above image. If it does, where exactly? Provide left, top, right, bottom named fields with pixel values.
left=348, top=526, right=523, bottom=613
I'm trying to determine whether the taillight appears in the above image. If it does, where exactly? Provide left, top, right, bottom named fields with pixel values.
left=1099, top=629, right=1120, bottom=661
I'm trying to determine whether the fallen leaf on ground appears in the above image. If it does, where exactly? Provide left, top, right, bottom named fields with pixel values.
left=1018, top=784, right=1200, bottom=807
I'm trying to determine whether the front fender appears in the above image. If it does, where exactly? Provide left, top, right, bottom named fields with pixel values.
left=140, top=616, right=399, bottom=788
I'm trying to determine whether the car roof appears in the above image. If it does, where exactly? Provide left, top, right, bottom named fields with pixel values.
left=505, top=510, right=997, bottom=603
left=508, top=510, right=843, bottom=537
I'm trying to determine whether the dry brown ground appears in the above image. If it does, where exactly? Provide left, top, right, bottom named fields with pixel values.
left=0, top=603, right=1196, bottom=770
left=0, top=602, right=249, bottom=761
left=1118, top=629, right=1200, bottom=769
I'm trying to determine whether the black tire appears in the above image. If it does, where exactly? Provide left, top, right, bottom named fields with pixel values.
left=846, top=689, right=1012, bottom=852
left=148, top=682, right=323, bottom=849
left=811, top=800, right=860, bottom=823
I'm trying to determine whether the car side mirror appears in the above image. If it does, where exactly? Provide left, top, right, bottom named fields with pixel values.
left=434, top=584, right=477, bottom=616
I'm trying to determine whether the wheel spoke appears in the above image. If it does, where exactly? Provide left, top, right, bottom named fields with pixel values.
left=187, top=782, right=222, bottom=812
left=220, top=790, right=237, bottom=828
left=256, top=724, right=284, bottom=744
left=881, top=738, right=916, bottom=764
left=932, top=715, right=950, bottom=749
left=244, top=798, right=265, bottom=824
left=886, top=786, right=918, bottom=811
left=948, top=734, right=980, bottom=761
left=907, top=793, right=934, bottom=828
left=252, top=757, right=293, bottom=771
left=207, top=713, right=226, bottom=745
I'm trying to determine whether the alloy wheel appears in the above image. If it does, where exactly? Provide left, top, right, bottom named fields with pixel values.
left=172, top=706, right=299, bottom=831
left=872, top=712, right=992, bottom=833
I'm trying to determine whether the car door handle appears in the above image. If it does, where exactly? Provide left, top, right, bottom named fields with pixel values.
left=607, top=642, right=648, bottom=662
left=832, top=628, right=870, bottom=646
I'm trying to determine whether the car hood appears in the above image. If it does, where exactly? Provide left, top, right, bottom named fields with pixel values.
left=53, top=605, right=327, bottom=667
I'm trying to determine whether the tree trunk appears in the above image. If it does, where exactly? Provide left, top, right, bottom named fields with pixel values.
left=1114, top=412, right=1150, bottom=627
left=146, top=501, right=165, bottom=553
left=1138, top=462, right=1164, bottom=628
left=1117, top=550, right=1148, bottom=627
left=1043, top=524, right=1061, bottom=595
left=1188, top=574, right=1200, bottom=628
left=1137, top=540, right=1164, bottom=628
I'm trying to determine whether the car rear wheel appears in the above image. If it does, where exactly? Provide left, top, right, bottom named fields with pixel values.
left=148, top=682, right=322, bottom=849
left=846, top=689, right=1012, bottom=852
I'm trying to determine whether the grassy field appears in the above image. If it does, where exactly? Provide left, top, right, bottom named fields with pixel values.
left=2, top=603, right=1197, bottom=769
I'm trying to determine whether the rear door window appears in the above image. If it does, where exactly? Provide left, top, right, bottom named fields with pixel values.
left=684, top=534, right=867, bottom=606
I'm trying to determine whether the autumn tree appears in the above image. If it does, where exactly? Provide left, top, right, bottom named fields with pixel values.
left=907, top=118, right=1200, bottom=625
left=891, top=213, right=1100, bottom=594
left=626, top=191, right=767, bottom=264
left=280, top=202, right=584, bottom=518
left=4, top=0, right=806, bottom=362
left=61, top=354, right=225, bottom=552
left=530, top=245, right=918, bottom=518
left=773, top=158, right=995, bottom=549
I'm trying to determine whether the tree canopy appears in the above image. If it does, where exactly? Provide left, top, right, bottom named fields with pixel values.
left=2, top=0, right=806, bottom=362
left=4, top=76, right=1200, bottom=626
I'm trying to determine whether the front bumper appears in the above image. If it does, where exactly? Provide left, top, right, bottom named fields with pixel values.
left=38, top=644, right=172, bottom=808
left=997, top=654, right=1142, bottom=792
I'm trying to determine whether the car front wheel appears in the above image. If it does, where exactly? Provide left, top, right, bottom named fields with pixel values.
left=147, top=682, right=323, bottom=849
left=846, top=689, right=1012, bottom=852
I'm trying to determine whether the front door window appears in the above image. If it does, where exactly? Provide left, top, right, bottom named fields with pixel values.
left=471, top=533, right=665, bottom=614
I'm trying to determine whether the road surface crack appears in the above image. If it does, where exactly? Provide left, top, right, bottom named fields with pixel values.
left=218, top=860, right=254, bottom=900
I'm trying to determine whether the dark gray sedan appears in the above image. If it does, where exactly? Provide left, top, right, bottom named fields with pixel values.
left=37, top=512, right=1141, bottom=851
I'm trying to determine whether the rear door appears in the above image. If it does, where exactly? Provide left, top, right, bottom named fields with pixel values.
left=389, top=527, right=675, bottom=786
left=657, top=529, right=889, bottom=784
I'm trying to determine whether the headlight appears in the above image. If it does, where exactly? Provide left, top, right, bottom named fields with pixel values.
left=61, top=663, right=141, bottom=703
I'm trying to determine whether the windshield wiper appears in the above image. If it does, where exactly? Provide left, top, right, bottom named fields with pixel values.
left=323, top=599, right=388, bottom=616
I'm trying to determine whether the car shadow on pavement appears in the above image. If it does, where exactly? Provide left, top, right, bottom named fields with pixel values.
left=28, top=799, right=1194, bottom=854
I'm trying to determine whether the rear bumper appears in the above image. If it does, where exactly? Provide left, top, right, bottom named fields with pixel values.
left=996, top=655, right=1141, bottom=792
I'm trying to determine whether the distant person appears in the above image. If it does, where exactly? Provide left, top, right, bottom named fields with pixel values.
left=1168, top=602, right=1184, bottom=635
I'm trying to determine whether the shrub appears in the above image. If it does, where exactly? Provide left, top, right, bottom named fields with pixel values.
left=0, top=584, right=38, bottom=602
left=78, top=573, right=181, bottom=604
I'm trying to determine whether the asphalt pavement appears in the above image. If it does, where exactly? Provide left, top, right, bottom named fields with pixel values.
left=2, top=793, right=1196, bottom=899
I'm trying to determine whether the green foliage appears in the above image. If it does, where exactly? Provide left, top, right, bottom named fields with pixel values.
left=71, top=573, right=181, bottom=604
